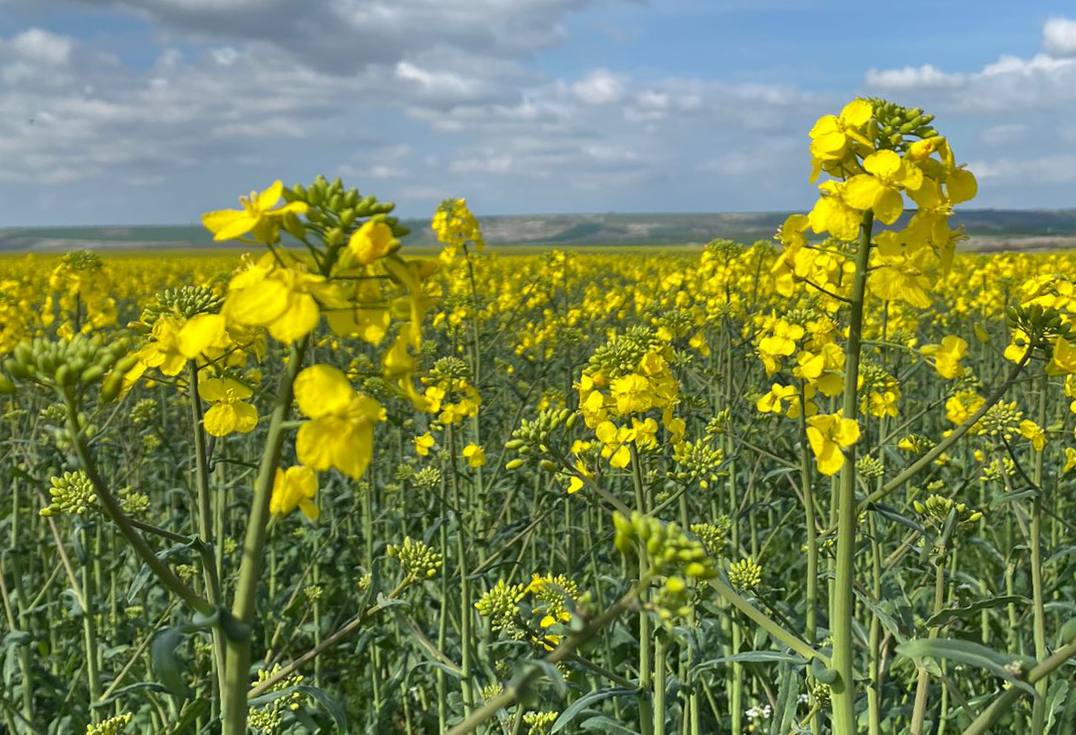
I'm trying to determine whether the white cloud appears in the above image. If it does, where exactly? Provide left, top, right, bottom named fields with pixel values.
left=865, top=64, right=964, bottom=90
left=1043, top=16, right=1076, bottom=57
left=969, top=155, right=1076, bottom=184
left=395, top=61, right=480, bottom=99
left=571, top=69, right=625, bottom=105
left=7, top=28, right=73, bottom=65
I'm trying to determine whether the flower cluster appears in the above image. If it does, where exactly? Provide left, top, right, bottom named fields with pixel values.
left=578, top=328, right=684, bottom=468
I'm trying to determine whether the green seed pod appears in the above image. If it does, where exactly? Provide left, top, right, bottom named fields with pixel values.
left=504, top=458, right=525, bottom=471
left=14, top=342, right=33, bottom=367
left=100, top=373, right=123, bottom=402
left=0, top=374, right=14, bottom=394
left=54, top=364, right=72, bottom=387
left=1061, top=618, right=1076, bottom=643
left=113, top=355, right=138, bottom=375
left=503, top=439, right=525, bottom=450
left=5, top=358, right=30, bottom=379
left=80, top=365, right=105, bottom=384
left=539, top=459, right=557, bottom=473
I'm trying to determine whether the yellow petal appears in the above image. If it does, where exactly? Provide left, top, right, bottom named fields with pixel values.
left=947, top=168, right=977, bottom=204
left=203, top=403, right=237, bottom=436
left=255, top=180, right=284, bottom=211
left=267, top=292, right=320, bottom=343
left=873, top=187, right=904, bottom=225
left=226, top=279, right=291, bottom=326
left=863, top=150, right=902, bottom=178
left=179, top=313, right=227, bottom=359
left=839, top=99, right=872, bottom=127
left=843, top=175, right=884, bottom=211
left=294, top=364, right=355, bottom=419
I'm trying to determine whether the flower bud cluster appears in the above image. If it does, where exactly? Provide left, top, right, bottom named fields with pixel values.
left=248, top=664, right=305, bottom=733
left=503, top=407, right=577, bottom=471
left=613, top=512, right=716, bottom=582
left=690, top=518, right=731, bottom=558
left=85, top=713, right=133, bottom=735
left=728, top=556, right=763, bottom=592
left=387, top=536, right=443, bottom=581
left=3, top=334, right=136, bottom=400
left=522, top=711, right=558, bottom=735
left=137, top=286, right=223, bottom=326
left=913, top=494, right=984, bottom=529
left=41, top=470, right=96, bottom=517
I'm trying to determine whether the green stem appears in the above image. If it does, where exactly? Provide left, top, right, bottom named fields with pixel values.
left=220, top=338, right=308, bottom=735
left=630, top=445, right=655, bottom=735
left=1029, top=372, right=1048, bottom=733
left=831, top=209, right=873, bottom=735
left=188, top=363, right=227, bottom=708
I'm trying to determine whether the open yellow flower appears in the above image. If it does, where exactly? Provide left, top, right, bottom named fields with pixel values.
left=294, top=364, right=385, bottom=479
left=414, top=432, right=436, bottom=457
left=756, top=383, right=798, bottom=415
left=805, top=413, right=861, bottom=476
left=1019, top=420, right=1046, bottom=452
left=808, top=181, right=862, bottom=241
left=1047, top=337, right=1076, bottom=376
left=921, top=335, right=968, bottom=379
left=198, top=377, right=258, bottom=436
left=201, top=180, right=308, bottom=243
left=808, top=99, right=873, bottom=176
left=348, top=220, right=398, bottom=266
left=270, top=465, right=318, bottom=521
left=224, top=254, right=329, bottom=343
left=462, top=444, right=486, bottom=469
left=843, top=150, right=924, bottom=224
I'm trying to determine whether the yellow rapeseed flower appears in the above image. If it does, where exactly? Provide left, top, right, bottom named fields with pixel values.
left=805, top=413, right=861, bottom=475
left=201, top=180, right=308, bottom=243
left=270, top=465, right=318, bottom=521
left=293, top=364, right=385, bottom=479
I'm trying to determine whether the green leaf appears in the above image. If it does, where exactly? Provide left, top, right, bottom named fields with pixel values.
left=695, top=651, right=805, bottom=673
left=552, top=688, right=638, bottom=733
left=296, top=684, right=349, bottom=733
left=925, top=595, right=1028, bottom=629
left=151, top=627, right=190, bottom=699
left=896, top=638, right=1035, bottom=695
left=579, top=715, right=642, bottom=734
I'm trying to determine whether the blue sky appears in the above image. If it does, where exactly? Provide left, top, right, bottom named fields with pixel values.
left=1, top=0, right=1075, bottom=225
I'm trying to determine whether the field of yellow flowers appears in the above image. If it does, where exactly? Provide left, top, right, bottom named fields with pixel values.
left=1, top=98, right=1075, bottom=735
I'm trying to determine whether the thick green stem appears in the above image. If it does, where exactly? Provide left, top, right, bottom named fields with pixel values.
left=220, top=339, right=308, bottom=735
left=831, top=209, right=873, bottom=735
left=188, top=364, right=227, bottom=708
left=1029, top=373, right=1048, bottom=733
left=910, top=554, right=947, bottom=734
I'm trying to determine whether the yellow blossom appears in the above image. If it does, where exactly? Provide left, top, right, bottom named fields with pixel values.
left=198, top=377, right=258, bottom=436
left=414, top=432, right=436, bottom=457
left=921, top=335, right=968, bottom=379
left=201, top=180, right=307, bottom=243
left=270, top=465, right=318, bottom=521
left=462, top=444, right=486, bottom=469
left=293, top=364, right=385, bottom=479
left=805, top=413, right=861, bottom=476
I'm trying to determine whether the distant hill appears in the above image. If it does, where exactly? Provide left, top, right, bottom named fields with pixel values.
left=3, top=209, right=1076, bottom=253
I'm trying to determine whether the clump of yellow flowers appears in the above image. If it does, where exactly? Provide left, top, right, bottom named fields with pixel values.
left=767, top=97, right=979, bottom=477
left=577, top=327, right=685, bottom=468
